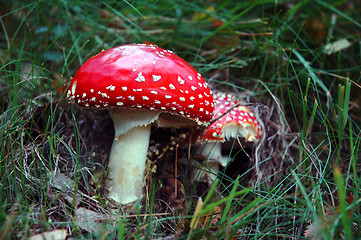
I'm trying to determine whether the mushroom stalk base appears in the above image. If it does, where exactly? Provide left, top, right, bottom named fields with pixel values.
left=192, top=142, right=229, bottom=183
left=107, top=125, right=151, bottom=205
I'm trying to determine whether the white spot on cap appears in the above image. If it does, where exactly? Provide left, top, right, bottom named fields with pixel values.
left=98, top=91, right=108, bottom=98
left=155, top=100, right=161, bottom=104
left=82, top=93, right=86, bottom=98
left=190, top=96, right=195, bottom=101
left=71, top=81, right=77, bottom=95
left=106, top=85, right=116, bottom=91
left=122, top=87, right=127, bottom=91
left=129, top=96, right=135, bottom=101
left=179, top=97, right=185, bottom=102
left=165, top=95, right=172, bottom=99
left=188, top=104, right=194, bottom=109
left=152, top=75, right=161, bottom=82
left=199, top=108, right=204, bottom=112
left=198, top=94, right=203, bottom=99
left=142, top=96, right=149, bottom=100
left=178, top=76, right=185, bottom=85
left=117, top=102, right=124, bottom=106
left=191, top=86, right=197, bottom=91
left=160, top=87, right=167, bottom=90
left=90, top=89, right=94, bottom=93
left=188, top=76, right=193, bottom=80
left=151, top=91, right=158, bottom=95
left=91, top=97, right=96, bottom=102
left=169, top=84, right=176, bottom=90
left=135, top=72, right=145, bottom=82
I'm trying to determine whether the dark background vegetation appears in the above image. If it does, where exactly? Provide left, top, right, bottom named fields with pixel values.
left=1, top=1, right=360, bottom=239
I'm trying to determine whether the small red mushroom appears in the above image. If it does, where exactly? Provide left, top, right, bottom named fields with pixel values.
left=193, top=90, right=262, bottom=182
left=67, top=44, right=214, bottom=204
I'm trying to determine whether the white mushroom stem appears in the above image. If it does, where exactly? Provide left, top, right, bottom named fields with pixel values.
left=107, top=109, right=160, bottom=204
left=192, top=142, right=229, bottom=183
left=107, top=125, right=151, bottom=204
left=201, top=142, right=229, bottom=167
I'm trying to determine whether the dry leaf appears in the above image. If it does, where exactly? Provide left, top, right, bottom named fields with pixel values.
left=50, top=171, right=74, bottom=192
left=324, top=39, right=351, bottom=55
left=202, top=205, right=222, bottom=228
left=75, top=207, right=106, bottom=233
left=29, top=229, right=67, bottom=240
left=304, top=222, right=320, bottom=239
left=304, top=17, right=328, bottom=44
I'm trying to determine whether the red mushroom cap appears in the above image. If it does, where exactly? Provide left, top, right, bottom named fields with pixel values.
left=197, top=91, right=262, bottom=142
left=67, top=44, right=214, bottom=125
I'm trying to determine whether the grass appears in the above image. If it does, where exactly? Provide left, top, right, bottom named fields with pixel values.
left=1, top=0, right=361, bottom=239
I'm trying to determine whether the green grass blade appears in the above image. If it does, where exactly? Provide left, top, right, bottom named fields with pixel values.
left=334, top=167, right=353, bottom=239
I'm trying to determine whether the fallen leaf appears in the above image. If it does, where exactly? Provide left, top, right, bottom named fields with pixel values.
left=29, top=229, right=67, bottom=240
left=50, top=171, right=74, bottom=192
left=75, top=207, right=106, bottom=233
left=304, top=222, right=320, bottom=239
left=324, top=39, right=351, bottom=55
left=202, top=205, right=222, bottom=228
left=304, top=17, right=328, bottom=44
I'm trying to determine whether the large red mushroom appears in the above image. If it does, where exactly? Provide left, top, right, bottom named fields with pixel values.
left=67, top=44, right=214, bottom=204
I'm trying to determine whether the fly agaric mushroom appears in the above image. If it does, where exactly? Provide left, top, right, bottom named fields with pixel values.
left=193, top=91, right=262, bottom=182
left=67, top=43, right=214, bottom=205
